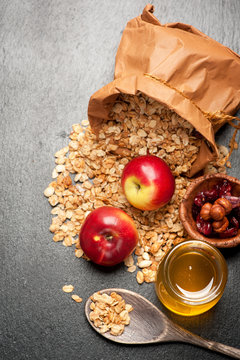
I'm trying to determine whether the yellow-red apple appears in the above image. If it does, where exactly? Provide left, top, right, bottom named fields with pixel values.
left=79, top=206, right=138, bottom=266
left=121, top=155, right=175, bottom=211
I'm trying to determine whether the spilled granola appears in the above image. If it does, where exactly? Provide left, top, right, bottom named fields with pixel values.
left=44, top=92, right=230, bottom=284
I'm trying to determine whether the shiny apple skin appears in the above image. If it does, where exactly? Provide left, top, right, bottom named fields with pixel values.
left=79, top=206, right=138, bottom=266
left=121, top=155, right=175, bottom=211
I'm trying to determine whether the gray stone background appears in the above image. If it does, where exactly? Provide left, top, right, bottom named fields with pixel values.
left=1, top=1, right=240, bottom=359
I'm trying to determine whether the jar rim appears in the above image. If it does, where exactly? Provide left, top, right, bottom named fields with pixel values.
left=161, top=239, right=228, bottom=306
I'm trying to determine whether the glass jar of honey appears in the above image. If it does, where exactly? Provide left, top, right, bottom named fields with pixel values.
left=155, top=240, right=228, bottom=316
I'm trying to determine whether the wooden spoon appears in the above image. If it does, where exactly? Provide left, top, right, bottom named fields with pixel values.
left=85, top=288, right=240, bottom=359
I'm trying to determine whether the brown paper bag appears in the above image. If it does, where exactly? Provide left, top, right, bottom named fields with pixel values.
left=88, top=4, right=240, bottom=176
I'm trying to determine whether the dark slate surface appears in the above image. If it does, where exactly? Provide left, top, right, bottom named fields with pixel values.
left=0, top=1, right=240, bottom=359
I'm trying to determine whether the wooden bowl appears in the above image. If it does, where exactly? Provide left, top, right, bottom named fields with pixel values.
left=179, top=173, right=240, bottom=248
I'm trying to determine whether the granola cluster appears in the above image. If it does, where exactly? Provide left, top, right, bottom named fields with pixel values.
left=44, top=92, right=230, bottom=284
left=62, top=284, right=83, bottom=302
left=89, top=292, right=133, bottom=336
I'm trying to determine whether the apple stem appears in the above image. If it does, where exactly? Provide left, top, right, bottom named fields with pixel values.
left=134, top=182, right=141, bottom=192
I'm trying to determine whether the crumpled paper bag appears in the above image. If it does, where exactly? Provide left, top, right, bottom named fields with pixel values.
left=88, top=4, right=240, bottom=176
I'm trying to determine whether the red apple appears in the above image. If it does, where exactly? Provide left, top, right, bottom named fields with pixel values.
left=79, top=206, right=138, bottom=266
left=121, top=155, right=175, bottom=211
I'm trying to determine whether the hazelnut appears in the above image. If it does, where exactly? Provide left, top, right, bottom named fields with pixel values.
left=214, top=198, right=232, bottom=215
left=200, top=203, right=213, bottom=220
left=213, top=217, right=229, bottom=233
left=210, top=204, right=225, bottom=221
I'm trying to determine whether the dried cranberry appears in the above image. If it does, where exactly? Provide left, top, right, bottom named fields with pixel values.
left=192, top=203, right=200, bottom=220
left=218, top=180, right=232, bottom=197
left=194, top=192, right=206, bottom=207
left=204, top=187, right=219, bottom=202
left=230, top=216, right=239, bottom=229
left=224, top=196, right=240, bottom=209
left=232, top=207, right=240, bottom=222
left=219, top=227, right=238, bottom=238
left=196, top=215, right=212, bottom=236
left=225, top=192, right=232, bottom=197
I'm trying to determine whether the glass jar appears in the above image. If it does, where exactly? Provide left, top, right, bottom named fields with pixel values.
left=155, top=240, right=228, bottom=316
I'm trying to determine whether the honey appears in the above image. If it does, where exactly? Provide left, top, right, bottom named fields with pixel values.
left=155, top=240, right=228, bottom=316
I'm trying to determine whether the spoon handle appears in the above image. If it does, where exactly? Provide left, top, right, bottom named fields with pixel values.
left=183, top=333, right=240, bottom=359
left=169, top=323, right=240, bottom=359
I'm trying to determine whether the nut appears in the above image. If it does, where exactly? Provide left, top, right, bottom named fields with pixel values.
left=210, top=204, right=225, bottom=221
left=214, top=198, right=232, bottom=215
left=213, top=217, right=229, bottom=233
left=200, top=202, right=212, bottom=220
